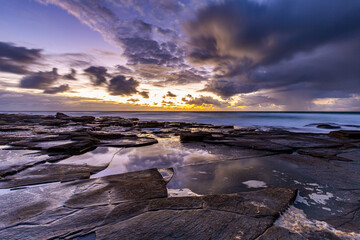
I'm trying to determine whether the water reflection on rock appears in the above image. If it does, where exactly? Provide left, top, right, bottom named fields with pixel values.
left=56, top=137, right=357, bottom=229
left=58, top=147, right=116, bottom=167
left=91, top=138, right=217, bottom=178
left=167, top=156, right=300, bottom=195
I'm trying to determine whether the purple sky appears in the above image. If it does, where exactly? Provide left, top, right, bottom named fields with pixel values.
left=1, top=0, right=360, bottom=111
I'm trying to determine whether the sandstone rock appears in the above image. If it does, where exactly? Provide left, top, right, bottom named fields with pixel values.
left=88, top=131, right=125, bottom=140
left=70, top=116, right=95, bottom=123
left=0, top=164, right=106, bottom=189
left=180, top=132, right=212, bottom=142
left=329, top=130, right=360, bottom=139
left=101, top=137, right=158, bottom=148
left=43, top=119, right=68, bottom=126
left=56, top=112, right=95, bottom=123
left=137, top=121, right=165, bottom=128
left=55, top=112, right=70, bottom=119
left=0, top=168, right=297, bottom=240
left=47, top=140, right=97, bottom=155
left=317, top=124, right=341, bottom=129
left=257, top=226, right=306, bottom=240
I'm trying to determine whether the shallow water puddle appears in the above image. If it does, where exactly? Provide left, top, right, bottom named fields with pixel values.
left=166, top=156, right=299, bottom=194
left=57, top=147, right=121, bottom=167
left=57, top=137, right=346, bottom=224
left=242, top=180, right=268, bottom=188
left=0, top=181, right=61, bottom=195
left=91, top=139, right=217, bottom=178
left=0, top=148, right=49, bottom=168
left=34, top=140, right=74, bottom=149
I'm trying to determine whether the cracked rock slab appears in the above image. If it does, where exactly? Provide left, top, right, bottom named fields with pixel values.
left=0, top=164, right=107, bottom=189
left=0, top=168, right=296, bottom=240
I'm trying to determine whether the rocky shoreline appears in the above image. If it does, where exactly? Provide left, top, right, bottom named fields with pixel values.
left=0, top=113, right=359, bottom=239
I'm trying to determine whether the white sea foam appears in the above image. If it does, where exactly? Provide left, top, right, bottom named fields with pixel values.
left=275, top=206, right=360, bottom=239
left=308, top=192, right=334, bottom=205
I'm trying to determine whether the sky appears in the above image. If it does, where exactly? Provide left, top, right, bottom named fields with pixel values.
left=0, top=0, right=360, bottom=111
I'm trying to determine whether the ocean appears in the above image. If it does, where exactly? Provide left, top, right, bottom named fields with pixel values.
left=3, top=111, right=360, bottom=133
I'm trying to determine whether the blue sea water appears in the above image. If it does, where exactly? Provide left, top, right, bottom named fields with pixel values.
left=2, top=111, right=360, bottom=133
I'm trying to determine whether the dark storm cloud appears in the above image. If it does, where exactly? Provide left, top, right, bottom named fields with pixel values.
left=20, top=68, right=59, bottom=89
left=84, top=66, right=108, bottom=86
left=213, top=58, right=253, bottom=79
left=249, top=39, right=360, bottom=98
left=183, top=0, right=360, bottom=107
left=185, top=0, right=360, bottom=67
left=202, top=80, right=257, bottom=99
left=43, top=84, right=70, bottom=94
left=182, top=95, right=226, bottom=107
left=0, top=42, right=43, bottom=74
left=108, top=75, right=139, bottom=96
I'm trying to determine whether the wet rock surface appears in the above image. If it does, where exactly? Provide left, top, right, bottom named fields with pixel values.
left=0, top=113, right=359, bottom=239
left=0, top=168, right=296, bottom=240
left=0, top=164, right=107, bottom=189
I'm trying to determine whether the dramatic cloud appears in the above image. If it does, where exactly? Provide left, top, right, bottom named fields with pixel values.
left=161, top=100, right=175, bottom=106
left=0, top=41, right=42, bottom=63
left=2, top=0, right=360, bottom=110
left=234, top=95, right=278, bottom=108
left=38, top=0, right=186, bottom=67
left=183, top=0, right=360, bottom=107
left=63, top=68, right=77, bottom=80
left=84, top=66, right=108, bottom=86
left=0, top=89, right=153, bottom=111
left=19, top=68, right=73, bottom=94
left=44, top=84, right=70, bottom=94
left=20, top=68, right=59, bottom=89
left=158, top=70, right=206, bottom=85
left=54, top=53, right=94, bottom=68
left=127, top=98, right=139, bottom=103
left=202, top=80, right=257, bottom=99
left=108, top=75, right=139, bottom=96
left=0, top=61, right=29, bottom=75
left=115, top=65, right=133, bottom=74
left=185, top=0, right=360, bottom=67
left=135, top=64, right=175, bottom=79
left=122, top=37, right=184, bottom=66
left=182, top=95, right=226, bottom=107
left=165, top=91, right=177, bottom=98
left=0, top=42, right=42, bottom=74
left=139, top=91, right=149, bottom=99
